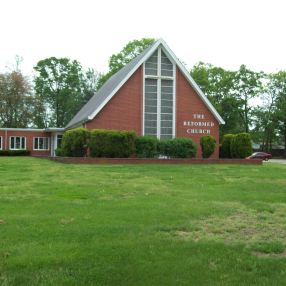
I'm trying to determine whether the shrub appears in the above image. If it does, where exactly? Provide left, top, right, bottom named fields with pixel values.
left=89, top=129, right=136, bottom=158
left=200, top=135, right=216, bottom=158
left=55, top=148, right=62, bottom=157
left=230, top=133, right=252, bottom=158
left=135, top=136, right=159, bottom=158
left=0, top=150, right=30, bottom=156
left=159, top=137, right=197, bottom=158
left=220, top=134, right=235, bottom=158
left=61, top=128, right=90, bottom=157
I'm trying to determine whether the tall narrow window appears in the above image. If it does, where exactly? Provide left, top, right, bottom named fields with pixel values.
left=0, top=136, right=2, bottom=150
left=144, top=47, right=175, bottom=139
left=144, top=79, right=158, bottom=136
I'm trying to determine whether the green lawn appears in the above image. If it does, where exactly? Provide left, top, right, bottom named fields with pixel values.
left=0, top=158, right=286, bottom=286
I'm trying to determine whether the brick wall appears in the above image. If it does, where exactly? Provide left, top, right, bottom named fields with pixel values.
left=86, top=66, right=143, bottom=134
left=85, top=65, right=221, bottom=158
left=0, top=130, right=51, bottom=156
left=175, top=68, right=220, bottom=158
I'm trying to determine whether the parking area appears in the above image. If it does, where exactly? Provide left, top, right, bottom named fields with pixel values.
left=266, top=159, right=286, bottom=164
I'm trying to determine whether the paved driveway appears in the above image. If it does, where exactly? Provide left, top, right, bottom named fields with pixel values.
left=268, top=159, right=286, bottom=164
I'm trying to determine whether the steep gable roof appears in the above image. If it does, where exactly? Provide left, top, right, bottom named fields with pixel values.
left=66, top=39, right=225, bottom=129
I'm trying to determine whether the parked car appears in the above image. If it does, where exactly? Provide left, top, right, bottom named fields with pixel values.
left=247, top=152, right=272, bottom=161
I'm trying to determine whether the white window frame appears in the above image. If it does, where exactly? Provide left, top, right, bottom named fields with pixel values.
left=0, top=136, right=2, bottom=150
left=9, top=136, right=26, bottom=150
left=33, top=137, right=50, bottom=151
left=143, top=46, right=176, bottom=139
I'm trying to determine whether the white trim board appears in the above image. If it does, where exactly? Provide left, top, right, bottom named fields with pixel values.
left=0, top=128, right=45, bottom=132
left=86, top=39, right=225, bottom=125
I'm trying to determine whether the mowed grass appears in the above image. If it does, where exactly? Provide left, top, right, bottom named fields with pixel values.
left=0, top=158, right=286, bottom=286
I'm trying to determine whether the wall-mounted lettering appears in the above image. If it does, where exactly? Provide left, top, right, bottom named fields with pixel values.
left=183, top=113, right=214, bottom=135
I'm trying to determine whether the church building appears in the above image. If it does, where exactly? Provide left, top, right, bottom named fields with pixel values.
left=0, top=39, right=225, bottom=158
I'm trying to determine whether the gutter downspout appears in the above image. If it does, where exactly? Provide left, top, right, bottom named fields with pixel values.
left=5, top=130, right=7, bottom=150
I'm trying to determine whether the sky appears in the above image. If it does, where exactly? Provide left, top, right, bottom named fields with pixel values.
left=0, top=0, right=285, bottom=76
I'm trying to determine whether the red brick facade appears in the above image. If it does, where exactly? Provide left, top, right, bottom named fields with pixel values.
left=85, top=67, right=143, bottom=133
left=0, top=130, right=51, bottom=156
left=84, top=65, right=221, bottom=158
left=175, top=68, right=219, bottom=158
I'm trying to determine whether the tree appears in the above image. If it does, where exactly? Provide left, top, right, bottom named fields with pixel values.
left=273, top=71, right=286, bottom=157
left=34, top=57, right=97, bottom=127
left=251, top=74, right=280, bottom=151
left=232, top=65, right=264, bottom=133
left=97, top=38, right=155, bottom=89
left=0, top=68, right=34, bottom=128
left=190, top=62, right=243, bottom=137
left=82, top=68, right=99, bottom=104
left=31, top=95, right=49, bottom=128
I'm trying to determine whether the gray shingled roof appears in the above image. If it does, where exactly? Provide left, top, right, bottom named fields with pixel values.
left=66, top=41, right=158, bottom=129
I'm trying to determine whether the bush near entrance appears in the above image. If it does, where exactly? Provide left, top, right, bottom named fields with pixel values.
left=61, top=128, right=90, bottom=157
left=200, top=135, right=216, bottom=158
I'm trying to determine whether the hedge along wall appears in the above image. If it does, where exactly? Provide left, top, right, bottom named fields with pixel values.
left=135, top=136, right=159, bottom=158
left=60, top=128, right=198, bottom=159
left=159, top=138, right=197, bottom=158
left=61, top=128, right=90, bottom=157
left=0, top=150, right=30, bottom=156
left=89, top=129, right=136, bottom=158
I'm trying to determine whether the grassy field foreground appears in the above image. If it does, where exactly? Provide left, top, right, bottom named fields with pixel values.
left=0, top=158, right=286, bottom=285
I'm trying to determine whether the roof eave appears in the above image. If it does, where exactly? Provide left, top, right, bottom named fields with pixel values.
left=65, top=118, right=89, bottom=130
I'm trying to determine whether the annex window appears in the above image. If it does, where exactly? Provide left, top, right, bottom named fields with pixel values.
left=144, top=47, right=175, bottom=139
left=33, top=137, right=49, bottom=150
left=10, top=136, right=26, bottom=150
left=0, top=136, right=2, bottom=150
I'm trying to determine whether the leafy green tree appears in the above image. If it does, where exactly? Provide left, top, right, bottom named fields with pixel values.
left=232, top=65, right=264, bottom=133
left=82, top=68, right=99, bottom=104
left=273, top=71, right=286, bottom=157
left=251, top=73, right=280, bottom=152
left=31, top=95, right=49, bottom=128
left=191, top=62, right=243, bottom=136
left=34, top=57, right=97, bottom=127
left=97, top=38, right=155, bottom=89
